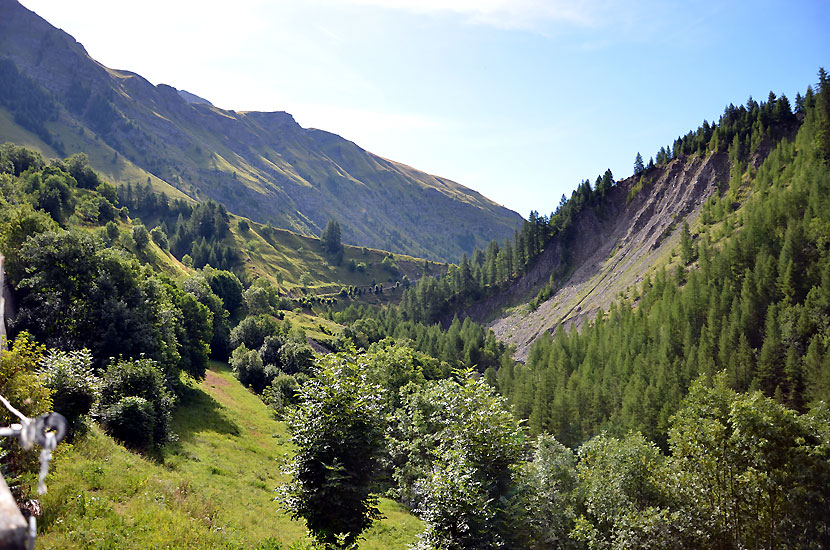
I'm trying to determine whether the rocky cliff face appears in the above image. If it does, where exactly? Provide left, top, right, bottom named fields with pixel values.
left=0, top=0, right=522, bottom=262
left=463, top=151, right=732, bottom=360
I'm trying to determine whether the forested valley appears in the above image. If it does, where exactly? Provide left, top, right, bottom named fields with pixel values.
left=1, top=70, right=830, bottom=549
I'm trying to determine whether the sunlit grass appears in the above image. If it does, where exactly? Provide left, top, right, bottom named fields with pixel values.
left=37, top=362, right=422, bottom=549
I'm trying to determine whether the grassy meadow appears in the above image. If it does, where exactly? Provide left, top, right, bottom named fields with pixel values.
left=36, top=362, right=422, bottom=549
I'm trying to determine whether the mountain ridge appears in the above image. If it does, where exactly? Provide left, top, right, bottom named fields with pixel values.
left=0, top=0, right=522, bottom=262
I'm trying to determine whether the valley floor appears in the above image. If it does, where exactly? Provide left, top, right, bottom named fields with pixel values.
left=36, top=362, right=422, bottom=549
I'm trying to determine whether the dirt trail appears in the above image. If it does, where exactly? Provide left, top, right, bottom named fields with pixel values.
left=464, top=151, right=730, bottom=361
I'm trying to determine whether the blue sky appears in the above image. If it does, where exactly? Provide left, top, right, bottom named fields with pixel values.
left=19, top=0, right=830, bottom=217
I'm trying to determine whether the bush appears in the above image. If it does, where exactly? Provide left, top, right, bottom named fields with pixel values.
left=38, top=349, right=98, bottom=438
left=101, top=396, right=155, bottom=449
left=259, top=335, right=284, bottom=368
left=231, top=345, right=267, bottom=392
left=98, top=357, right=173, bottom=448
left=279, top=341, right=314, bottom=375
left=230, top=314, right=281, bottom=350
left=131, top=224, right=150, bottom=249
left=150, top=226, right=168, bottom=249
left=0, top=333, right=53, bottom=482
left=262, top=373, right=298, bottom=416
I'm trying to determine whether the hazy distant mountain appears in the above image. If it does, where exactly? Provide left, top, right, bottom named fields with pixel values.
left=0, top=0, right=522, bottom=262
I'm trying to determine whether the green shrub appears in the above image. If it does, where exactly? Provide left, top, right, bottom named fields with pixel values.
left=101, top=396, right=155, bottom=449
left=131, top=224, right=150, bottom=249
left=0, top=333, right=53, bottom=481
left=230, top=345, right=267, bottom=392
left=259, top=335, right=284, bottom=368
left=38, top=349, right=98, bottom=439
left=262, top=373, right=298, bottom=416
left=279, top=341, right=314, bottom=375
left=98, top=357, right=173, bottom=448
left=150, top=226, right=168, bottom=249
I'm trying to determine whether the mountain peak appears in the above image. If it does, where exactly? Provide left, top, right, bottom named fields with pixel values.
left=177, top=89, right=213, bottom=106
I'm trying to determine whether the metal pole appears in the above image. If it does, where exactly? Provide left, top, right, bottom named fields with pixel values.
left=0, top=469, right=26, bottom=550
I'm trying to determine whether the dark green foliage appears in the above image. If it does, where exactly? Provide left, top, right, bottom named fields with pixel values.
left=150, top=226, right=168, bottom=249
left=24, top=166, right=77, bottom=224
left=132, top=223, right=150, bottom=248
left=633, top=152, right=645, bottom=176
left=279, top=341, right=314, bottom=375
left=38, top=349, right=98, bottom=439
left=283, top=353, right=386, bottom=548
left=96, top=182, right=118, bottom=204
left=244, top=285, right=272, bottom=315
left=0, top=203, right=58, bottom=283
left=184, top=274, right=232, bottom=360
left=262, top=373, right=299, bottom=416
left=119, top=183, right=237, bottom=270
left=98, top=357, right=174, bottom=448
left=0, top=142, right=45, bottom=176
left=100, top=396, right=156, bottom=449
left=334, top=305, right=506, bottom=374
left=169, top=284, right=213, bottom=379
left=230, top=314, right=282, bottom=351
left=204, top=267, right=245, bottom=320
left=680, top=220, right=695, bottom=265
left=816, top=68, right=830, bottom=160
left=230, top=344, right=268, bottom=392
left=321, top=219, right=343, bottom=255
left=65, top=153, right=101, bottom=190
left=320, top=220, right=343, bottom=265
left=259, top=335, right=285, bottom=368
left=11, top=229, right=185, bottom=375
left=662, top=90, right=796, bottom=164
left=0, top=58, right=59, bottom=147
left=665, top=374, right=830, bottom=549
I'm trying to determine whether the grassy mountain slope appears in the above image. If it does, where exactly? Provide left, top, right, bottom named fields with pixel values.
left=38, top=362, right=422, bottom=549
left=0, top=0, right=522, bottom=262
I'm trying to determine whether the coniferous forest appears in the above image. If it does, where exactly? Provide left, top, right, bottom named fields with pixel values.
left=1, top=8, right=830, bottom=545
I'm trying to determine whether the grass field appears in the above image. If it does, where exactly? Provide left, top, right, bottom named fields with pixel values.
left=37, top=362, right=422, bottom=549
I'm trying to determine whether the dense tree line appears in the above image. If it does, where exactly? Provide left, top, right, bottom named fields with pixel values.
left=497, top=74, right=830, bottom=449
left=331, top=303, right=511, bottom=374
left=398, top=195, right=609, bottom=325
left=0, top=57, right=62, bottom=152
left=118, top=181, right=239, bottom=270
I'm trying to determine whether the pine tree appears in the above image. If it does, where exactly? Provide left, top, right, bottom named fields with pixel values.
left=321, top=219, right=343, bottom=255
left=633, top=152, right=645, bottom=176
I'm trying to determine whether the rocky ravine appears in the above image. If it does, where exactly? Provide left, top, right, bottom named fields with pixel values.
left=468, top=151, right=731, bottom=361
